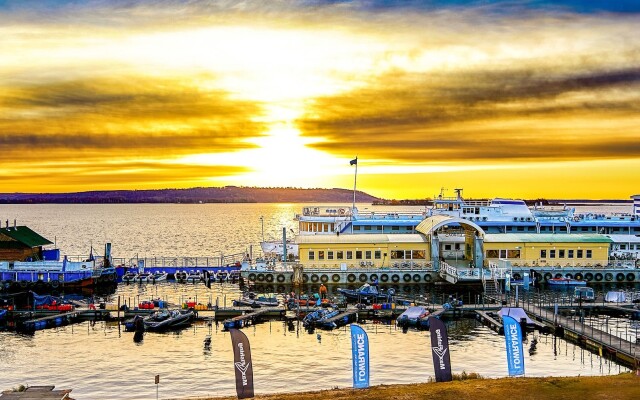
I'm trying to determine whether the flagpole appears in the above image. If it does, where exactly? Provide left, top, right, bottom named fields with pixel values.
left=352, top=158, right=357, bottom=212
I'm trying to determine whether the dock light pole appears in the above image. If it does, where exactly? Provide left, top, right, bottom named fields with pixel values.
left=155, top=374, right=159, bottom=400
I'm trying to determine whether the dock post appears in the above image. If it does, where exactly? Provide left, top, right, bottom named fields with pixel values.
left=117, top=296, right=121, bottom=321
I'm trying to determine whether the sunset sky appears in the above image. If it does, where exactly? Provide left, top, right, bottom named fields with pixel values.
left=1, top=1, right=639, bottom=199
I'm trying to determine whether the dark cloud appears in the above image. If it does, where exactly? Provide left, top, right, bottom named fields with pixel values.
left=0, top=77, right=267, bottom=154
left=300, top=67, right=640, bottom=162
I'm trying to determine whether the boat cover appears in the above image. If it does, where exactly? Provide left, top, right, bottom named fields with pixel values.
left=398, top=306, right=428, bottom=319
left=605, top=291, right=626, bottom=303
left=498, top=307, right=534, bottom=324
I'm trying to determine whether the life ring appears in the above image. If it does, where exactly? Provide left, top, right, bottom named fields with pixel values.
left=574, top=273, right=583, bottom=280
left=332, top=274, right=340, bottom=283
left=513, top=273, right=521, bottom=280
left=605, top=273, right=613, bottom=282
left=339, top=208, right=345, bottom=215
left=380, top=274, right=389, bottom=282
left=616, top=273, right=625, bottom=282
left=555, top=273, right=563, bottom=279
left=108, top=273, right=115, bottom=281
left=277, top=285, right=286, bottom=293
left=369, top=274, right=378, bottom=282
left=359, top=274, right=367, bottom=283
left=248, top=273, right=256, bottom=281
left=347, top=274, right=356, bottom=283
left=544, top=273, right=552, bottom=281
left=311, top=274, right=319, bottom=283
left=265, top=274, right=274, bottom=283
left=412, top=274, right=421, bottom=282
left=403, top=274, right=411, bottom=282
left=257, top=273, right=265, bottom=282
left=392, top=274, right=400, bottom=283
left=424, top=274, right=432, bottom=282
left=584, top=272, right=593, bottom=281
left=303, top=274, right=309, bottom=283
left=276, top=274, right=285, bottom=283
left=51, top=280, right=60, bottom=288
left=595, top=273, right=603, bottom=282
left=20, top=280, right=28, bottom=288
left=320, top=274, right=329, bottom=283
left=565, top=273, right=573, bottom=279
left=626, top=273, right=635, bottom=282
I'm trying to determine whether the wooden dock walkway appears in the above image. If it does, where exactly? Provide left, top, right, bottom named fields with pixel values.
left=0, top=386, right=71, bottom=400
left=518, top=301, right=640, bottom=369
left=475, top=310, right=503, bottom=334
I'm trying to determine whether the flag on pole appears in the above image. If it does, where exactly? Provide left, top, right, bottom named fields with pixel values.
left=429, top=317, right=453, bottom=382
left=350, top=324, right=370, bottom=388
left=230, top=328, right=255, bottom=398
left=502, top=315, right=525, bottom=376
left=350, top=158, right=358, bottom=166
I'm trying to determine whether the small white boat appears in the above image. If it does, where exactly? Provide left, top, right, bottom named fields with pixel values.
left=186, top=271, right=203, bottom=284
left=148, top=271, right=168, bottom=283
left=135, top=272, right=152, bottom=283
left=122, top=271, right=137, bottom=283
left=174, top=270, right=187, bottom=282
left=605, top=291, right=627, bottom=303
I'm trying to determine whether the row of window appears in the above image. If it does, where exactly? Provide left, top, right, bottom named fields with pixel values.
left=308, top=249, right=427, bottom=261
left=485, top=249, right=594, bottom=259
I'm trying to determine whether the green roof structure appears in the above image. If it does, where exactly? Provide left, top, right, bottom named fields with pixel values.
left=0, top=226, right=53, bottom=248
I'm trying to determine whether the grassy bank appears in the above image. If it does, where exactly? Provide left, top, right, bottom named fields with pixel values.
left=174, top=373, right=639, bottom=400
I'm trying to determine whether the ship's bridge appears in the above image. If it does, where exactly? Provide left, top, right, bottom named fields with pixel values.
left=416, top=216, right=486, bottom=268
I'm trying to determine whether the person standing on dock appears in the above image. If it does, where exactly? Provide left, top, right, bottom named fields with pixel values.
left=319, top=283, right=327, bottom=299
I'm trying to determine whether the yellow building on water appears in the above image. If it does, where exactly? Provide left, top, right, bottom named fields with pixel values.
left=296, top=221, right=611, bottom=270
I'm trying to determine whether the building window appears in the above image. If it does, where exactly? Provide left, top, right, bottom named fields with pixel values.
left=550, top=250, right=556, bottom=258
left=568, top=250, right=574, bottom=258
left=586, top=250, right=592, bottom=258
left=356, top=250, right=363, bottom=259
left=507, top=249, right=521, bottom=258
left=487, top=249, right=499, bottom=258
left=577, top=249, right=583, bottom=258
left=540, top=250, right=547, bottom=258
left=365, top=251, right=372, bottom=259
left=499, top=249, right=507, bottom=258
left=337, top=251, right=344, bottom=260
left=391, top=250, right=403, bottom=259
left=392, top=226, right=399, bottom=231
left=346, top=251, right=353, bottom=260
left=308, top=251, right=315, bottom=261
left=364, top=226, right=372, bottom=231
left=444, top=244, right=452, bottom=251
left=374, top=250, right=381, bottom=259
left=559, top=249, right=565, bottom=258
left=412, top=250, right=426, bottom=259
left=318, top=251, right=325, bottom=260
left=327, top=251, right=334, bottom=260
left=354, top=226, right=361, bottom=231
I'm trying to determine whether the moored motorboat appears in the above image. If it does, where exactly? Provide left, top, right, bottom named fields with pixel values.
left=546, top=277, right=587, bottom=287
left=337, top=284, right=395, bottom=304
left=174, top=270, right=187, bottom=282
left=135, top=272, right=152, bottom=283
left=396, top=305, right=430, bottom=328
left=185, top=271, right=203, bottom=284
left=143, top=309, right=194, bottom=332
left=302, top=307, right=340, bottom=330
left=122, top=271, right=137, bottom=283
left=233, top=292, right=280, bottom=308
left=148, top=271, right=168, bottom=283
left=124, top=315, right=145, bottom=332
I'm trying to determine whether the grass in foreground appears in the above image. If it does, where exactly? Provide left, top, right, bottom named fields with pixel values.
left=173, top=373, right=639, bottom=400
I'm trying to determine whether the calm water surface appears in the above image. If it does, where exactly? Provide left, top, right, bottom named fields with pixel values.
left=0, top=203, right=636, bottom=399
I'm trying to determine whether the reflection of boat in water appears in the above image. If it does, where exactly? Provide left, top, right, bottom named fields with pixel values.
left=337, top=284, right=395, bottom=303
left=546, top=278, right=587, bottom=287
left=124, top=315, right=145, bottom=332
left=396, top=306, right=430, bottom=329
left=122, top=271, right=137, bottom=283
left=143, top=309, right=194, bottom=332
left=233, top=292, right=280, bottom=308
left=573, top=287, right=595, bottom=302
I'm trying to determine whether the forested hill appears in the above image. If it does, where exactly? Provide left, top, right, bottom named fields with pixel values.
left=0, top=187, right=381, bottom=204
